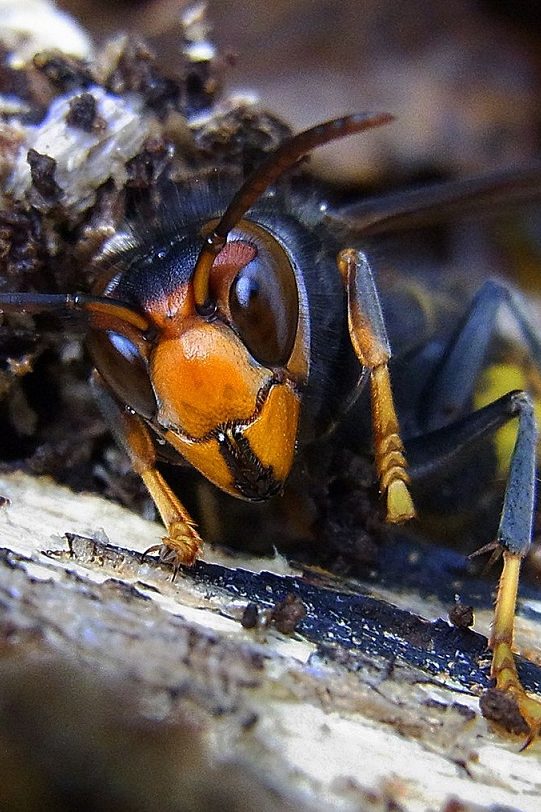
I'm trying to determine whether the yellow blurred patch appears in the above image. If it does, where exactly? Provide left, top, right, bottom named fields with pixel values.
left=474, top=362, right=541, bottom=475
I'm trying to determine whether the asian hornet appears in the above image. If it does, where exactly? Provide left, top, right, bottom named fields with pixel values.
left=1, top=113, right=541, bottom=742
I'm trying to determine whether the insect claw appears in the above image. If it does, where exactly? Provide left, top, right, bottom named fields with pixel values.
left=142, top=543, right=162, bottom=560
left=469, top=539, right=503, bottom=576
left=519, top=730, right=537, bottom=752
left=469, top=539, right=500, bottom=559
left=513, top=696, right=541, bottom=748
left=170, top=562, right=183, bottom=583
left=142, top=529, right=200, bottom=575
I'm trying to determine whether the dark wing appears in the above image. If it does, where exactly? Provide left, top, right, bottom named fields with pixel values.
left=332, top=162, right=541, bottom=236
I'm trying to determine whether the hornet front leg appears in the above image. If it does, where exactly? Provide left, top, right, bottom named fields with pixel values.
left=337, top=248, right=415, bottom=523
left=91, top=371, right=202, bottom=573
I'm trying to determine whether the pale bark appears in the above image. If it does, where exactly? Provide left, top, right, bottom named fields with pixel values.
left=1, top=471, right=541, bottom=811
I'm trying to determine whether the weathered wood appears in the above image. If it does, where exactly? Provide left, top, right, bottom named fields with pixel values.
left=1, top=471, right=541, bottom=811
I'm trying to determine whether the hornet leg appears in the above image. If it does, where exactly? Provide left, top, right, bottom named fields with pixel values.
left=91, top=371, right=202, bottom=571
left=404, top=277, right=541, bottom=743
left=488, top=390, right=540, bottom=745
left=411, top=390, right=540, bottom=742
left=337, top=248, right=415, bottom=523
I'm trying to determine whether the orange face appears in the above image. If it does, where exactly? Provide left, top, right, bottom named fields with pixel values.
left=145, top=223, right=308, bottom=501
left=151, top=318, right=300, bottom=499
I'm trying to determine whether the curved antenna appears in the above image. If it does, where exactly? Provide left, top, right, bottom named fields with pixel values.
left=0, top=292, right=150, bottom=333
left=192, top=111, right=394, bottom=310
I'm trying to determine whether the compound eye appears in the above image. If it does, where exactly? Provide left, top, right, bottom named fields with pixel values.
left=88, top=330, right=156, bottom=419
left=229, top=241, right=298, bottom=367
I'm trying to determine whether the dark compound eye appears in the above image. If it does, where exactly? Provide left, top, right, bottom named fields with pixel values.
left=228, top=233, right=298, bottom=367
left=87, top=330, right=156, bottom=419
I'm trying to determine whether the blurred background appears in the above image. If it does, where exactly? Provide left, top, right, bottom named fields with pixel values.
left=58, top=0, right=541, bottom=185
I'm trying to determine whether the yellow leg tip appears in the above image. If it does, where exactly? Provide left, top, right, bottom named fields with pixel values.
left=487, top=553, right=541, bottom=746
left=386, top=479, right=416, bottom=523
